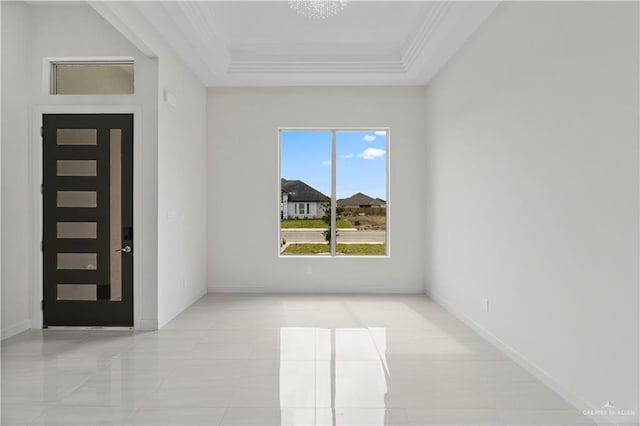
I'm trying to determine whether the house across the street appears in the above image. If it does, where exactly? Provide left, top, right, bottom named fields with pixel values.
left=281, top=179, right=329, bottom=219
left=338, top=192, right=386, bottom=210
left=338, top=192, right=387, bottom=216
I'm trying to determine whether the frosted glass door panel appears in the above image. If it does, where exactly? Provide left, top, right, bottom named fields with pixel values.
left=56, top=129, right=96, bottom=145
left=57, top=222, right=97, bottom=239
left=57, top=191, right=97, bottom=208
left=57, top=285, right=97, bottom=301
left=57, top=160, right=97, bottom=176
left=57, top=253, right=97, bottom=270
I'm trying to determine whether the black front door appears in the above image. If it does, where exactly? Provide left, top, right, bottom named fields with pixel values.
left=42, top=114, right=133, bottom=326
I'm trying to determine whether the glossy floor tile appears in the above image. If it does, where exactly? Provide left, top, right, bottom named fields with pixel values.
left=1, top=294, right=599, bottom=425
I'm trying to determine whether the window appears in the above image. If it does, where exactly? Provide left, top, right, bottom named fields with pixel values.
left=51, top=60, right=134, bottom=95
left=279, top=129, right=388, bottom=256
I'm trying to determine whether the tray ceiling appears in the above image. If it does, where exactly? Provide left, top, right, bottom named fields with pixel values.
left=103, top=1, right=499, bottom=86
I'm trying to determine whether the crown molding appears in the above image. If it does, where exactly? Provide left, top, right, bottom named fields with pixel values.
left=95, top=1, right=499, bottom=87
left=402, top=2, right=453, bottom=71
left=88, top=1, right=156, bottom=58
left=172, top=1, right=230, bottom=74
left=407, top=1, right=500, bottom=84
left=228, top=43, right=406, bottom=75
left=228, top=60, right=407, bottom=75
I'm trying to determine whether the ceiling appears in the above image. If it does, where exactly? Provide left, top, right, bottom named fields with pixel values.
left=130, top=1, right=498, bottom=87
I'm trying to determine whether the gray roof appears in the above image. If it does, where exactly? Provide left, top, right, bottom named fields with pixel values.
left=281, top=179, right=329, bottom=202
left=337, top=192, right=386, bottom=207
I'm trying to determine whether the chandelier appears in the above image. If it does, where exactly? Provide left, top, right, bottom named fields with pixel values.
left=288, top=0, right=348, bottom=20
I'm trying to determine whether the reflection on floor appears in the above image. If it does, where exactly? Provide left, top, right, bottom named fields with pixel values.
left=2, top=294, right=597, bottom=425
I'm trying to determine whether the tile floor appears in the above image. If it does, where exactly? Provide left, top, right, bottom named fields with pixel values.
left=2, top=294, right=598, bottom=425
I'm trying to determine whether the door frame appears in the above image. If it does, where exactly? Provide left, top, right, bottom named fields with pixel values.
left=31, top=105, right=146, bottom=329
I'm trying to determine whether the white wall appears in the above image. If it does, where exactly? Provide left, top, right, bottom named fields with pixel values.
left=1, top=2, right=159, bottom=336
left=2, top=1, right=208, bottom=334
left=1, top=2, right=30, bottom=338
left=155, top=53, right=207, bottom=328
left=208, top=87, right=425, bottom=293
left=425, top=2, right=638, bottom=421
left=91, top=2, right=208, bottom=328
left=0, top=1, right=3, bottom=341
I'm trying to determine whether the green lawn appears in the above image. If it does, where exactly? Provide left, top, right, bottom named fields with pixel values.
left=282, top=243, right=387, bottom=255
left=281, top=219, right=352, bottom=229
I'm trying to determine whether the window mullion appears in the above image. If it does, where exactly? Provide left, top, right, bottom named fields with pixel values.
left=331, top=130, right=337, bottom=256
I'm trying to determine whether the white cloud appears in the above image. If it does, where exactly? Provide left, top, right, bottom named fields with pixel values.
left=358, top=148, right=386, bottom=160
left=321, top=160, right=332, bottom=167
left=340, top=154, right=354, bottom=159
left=374, top=131, right=387, bottom=136
left=363, top=134, right=376, bottom=142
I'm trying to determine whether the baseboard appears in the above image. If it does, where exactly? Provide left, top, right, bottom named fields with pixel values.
left=135, top=319, right=158, bottom=331
left=425, top=289, right=622, bottom=426
left=1, top=320, right=31, bottom=340
left=207, top=285, right=423, bottom=294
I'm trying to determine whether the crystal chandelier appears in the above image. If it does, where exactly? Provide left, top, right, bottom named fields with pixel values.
left=288, top=0, right=348, bottom=20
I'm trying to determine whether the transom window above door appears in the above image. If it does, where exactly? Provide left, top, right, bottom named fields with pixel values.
left=50, top=59, right=134, bottom=95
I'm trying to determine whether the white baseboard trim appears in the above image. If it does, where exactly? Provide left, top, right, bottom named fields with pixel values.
left=1, top=320, right=32, bottom=340
left=207, top=285, right=423, bottom=294
left=135, top=319, right=158, bottom=331
left=425, top=289, right=622, bottom=426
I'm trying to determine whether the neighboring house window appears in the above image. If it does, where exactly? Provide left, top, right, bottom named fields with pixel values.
left=279, top=129, right=389, bottom=257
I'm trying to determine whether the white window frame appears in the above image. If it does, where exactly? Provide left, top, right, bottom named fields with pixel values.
left=278, top=127, right=390, bottom=258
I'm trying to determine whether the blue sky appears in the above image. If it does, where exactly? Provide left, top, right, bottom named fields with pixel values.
left=280, top=130, right=387, bottom=200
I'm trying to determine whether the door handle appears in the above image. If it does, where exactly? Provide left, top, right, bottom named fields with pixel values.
left=116, top=245, right=132, bottom=253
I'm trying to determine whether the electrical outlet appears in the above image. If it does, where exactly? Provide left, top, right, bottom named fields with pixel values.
left=484, top=298, right=489, bottom=313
